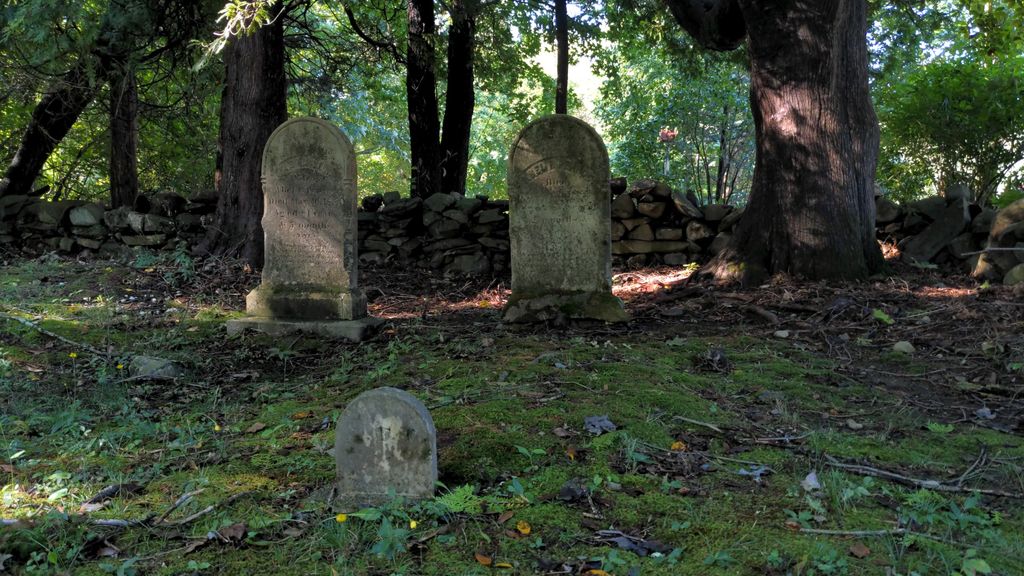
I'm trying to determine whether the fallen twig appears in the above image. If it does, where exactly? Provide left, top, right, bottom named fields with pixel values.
left=0, top=307, right=109, bottom=357
left=751, top=432, right=813, bottom=445
left=164, top=491, right=253, bottom=526
left=741, top=304, right=780, bottom=325
left=960, top=247, right=1024, bottom=256
left=800, top=527, right=905, bottom=537
left=824, top=456, right=1023, bottom=498
left=153, top=489, right=204, bottom=525
left=672, top=415, right=725, bottom=434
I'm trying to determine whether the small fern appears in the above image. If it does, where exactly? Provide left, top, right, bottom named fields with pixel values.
left=433, top=484, right=482, bottom=514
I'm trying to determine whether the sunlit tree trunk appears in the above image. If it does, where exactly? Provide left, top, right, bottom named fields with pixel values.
left=197, top=2, right=287, bottom=267
left=667, top=0, right=883, bottom=283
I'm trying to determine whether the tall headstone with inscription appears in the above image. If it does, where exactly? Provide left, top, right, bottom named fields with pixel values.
left=334, top=387, right=437, bottom=506
left=503, top=115, right=628, bottom=323
left=227, top=117, right=380, bottom=340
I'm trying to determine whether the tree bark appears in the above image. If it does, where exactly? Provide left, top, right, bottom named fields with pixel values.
left=197, top=3, right=287, bottom=267
left=0, top=64, right=101, bottom=198
left=668, top=0, right=883, bottom=283
left=664, top=0, right=746, bottom=51
left=439, top=0, right=475, bottom=196
left=554, top=0, right=569, bottom=114
left=109, top=66, right=139, bottom=208
left=406, top=0, right=442, bottom=199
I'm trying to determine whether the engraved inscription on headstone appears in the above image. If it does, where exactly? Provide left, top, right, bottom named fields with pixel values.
left=227, top=117, right=380, bottom=340
left=503, top=115, right=628, bottom=323
left=335, top=387, right=437, bottom=506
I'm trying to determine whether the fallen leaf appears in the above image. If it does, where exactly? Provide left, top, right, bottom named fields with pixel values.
left=552, top=426, right=574, bottom=438
left=566, top=447, right=577, bottom=461
left=670, top=440, right=687, bottom=451
left=583, top=570, right=611, bottom=576
left=497, top=510, right=515, bottom=524
left=282, top=526, right=305, bottom=538
left=183, top=538, right=209, bottom=554
left=849, top=542, right=871, bottom=559
left=583, top=415, right=617, bottom=435
left=846, top=419, right=865, bottom=431
left=737, top=465, right=771, bottom=483
left=495, top=562, right=513, bottom=569
left=95, top=546, right=119, bottom=558
left=516, top=520, right=531, bottom=535
left=79, top=502, right=106, bottom=513
left=0, top=464, right=15, bottom=473
left=773, top=330, right=790, bottom=339
left=474, top=552, right=493, bottom=566
left=291, top=411, right=312, bottom=420
left=218, top=522, right=247, bottom=542
left=892, top=341, right=915, bottom=354
left=246, top=422, right=268, bottom=434
left=801, top=471, right=821, bottom=492
left=975, top=407, right=995, bottom=420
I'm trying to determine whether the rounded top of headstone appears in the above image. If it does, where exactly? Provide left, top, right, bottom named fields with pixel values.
left=262, top=117, right=353, bottom=174
left=509, top=115, right=608, bottom=165
left=339, top=387, right=435, bottom=434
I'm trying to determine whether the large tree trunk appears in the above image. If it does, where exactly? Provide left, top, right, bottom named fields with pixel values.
left=667, top=0, right=882, bottom=284
left=197, top=3, right=287, bottom=267
left=439, top=0, right=475, bottom=196
left=406, top=0, right=442, bottom=199
left=109, top=66, right=139, bottom=208
left=0, top=64, right=101, bottom=198
left=554, top=0, right=569, bottom=114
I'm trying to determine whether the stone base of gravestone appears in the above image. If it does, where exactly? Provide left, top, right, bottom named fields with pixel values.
left=503, top=291, right=629, bottom=323
left=334, top=387, right=437, bottom=507
left=503, top=115, right=629, bottom=324
left=226, top=316, right=383, bottom=341
left=228, top=286, right=379, bottom=341
left=245, top=284, right=367, bottom=321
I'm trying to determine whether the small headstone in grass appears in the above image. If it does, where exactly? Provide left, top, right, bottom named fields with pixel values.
left=334, top=387, right=437, bottom=507
left=503, top=115, right=628, bottom=323
left=226, top=117, right=381, bottom=341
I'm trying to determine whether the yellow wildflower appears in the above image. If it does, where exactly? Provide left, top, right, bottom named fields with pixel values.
left=68, top=352, right=78, bottom=359
left=409, top=519, right=418, bottom=529
left=335, top=513, right=348, bottom=523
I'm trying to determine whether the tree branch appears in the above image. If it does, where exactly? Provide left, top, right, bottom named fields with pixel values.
left=663, top=0, right=746, bottom=51
left=343, top=5, right=405, bottom=65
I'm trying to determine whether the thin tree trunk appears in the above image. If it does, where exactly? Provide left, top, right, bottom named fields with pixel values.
left=197, top=3, right=287, bottom=267
left=0, top=64, right=101, bottom=198
left=109, top=66, right=139, bottom=208
left=714, top=106, right=729, bottom=203
left=439, top=0, right=475, bottom=196
left=707, top=0, right=883, bottom=283
left=406, top=0, right=442, bottom=198
left=554, top=0, right=569, bottom=114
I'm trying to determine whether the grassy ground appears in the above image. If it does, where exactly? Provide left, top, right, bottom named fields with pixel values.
left=1, top=251, right=1022, bottom=575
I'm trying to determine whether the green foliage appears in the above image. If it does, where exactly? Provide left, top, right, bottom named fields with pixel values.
left=594, top=21, right=753, bottom=205
left=878, top=55, right=1024, bottom=204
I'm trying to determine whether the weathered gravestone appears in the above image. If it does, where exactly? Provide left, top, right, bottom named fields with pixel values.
left=334, top=387, right=437, bottom=506
left=503, top=115, right=628, bottom=323
left=226, top=117, right=380, bottom=340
